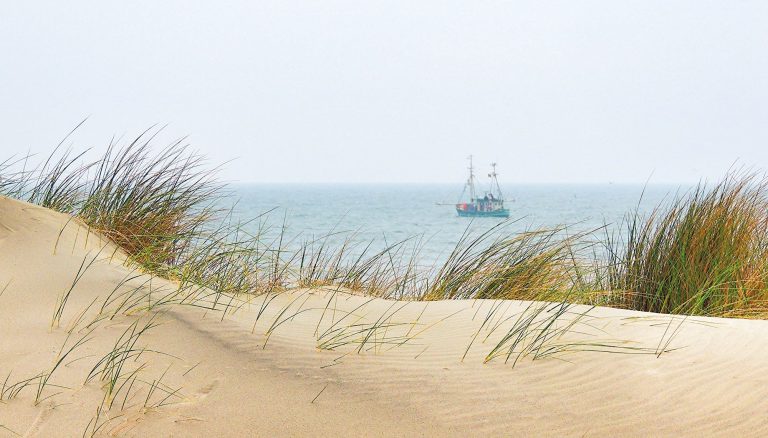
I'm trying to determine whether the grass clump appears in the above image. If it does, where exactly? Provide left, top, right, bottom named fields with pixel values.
left=606, top=172, right=768, bottom=317
left=78, top=136, right=223, bottom=273
left=420, top=223, right=591, bottom=301
left=1, top=129, right=225, bottom=278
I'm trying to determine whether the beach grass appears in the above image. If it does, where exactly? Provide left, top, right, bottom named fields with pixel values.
left=4, top=130, right=768, bottom=319
left=605, top=172, right=768, bottom=317
left=419, top=223, right=591, bottom=301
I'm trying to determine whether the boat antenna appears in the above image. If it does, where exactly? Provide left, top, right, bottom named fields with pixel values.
left=467, top=155, right=476, bottom=201
left=488, top=162, right=504, bottom=200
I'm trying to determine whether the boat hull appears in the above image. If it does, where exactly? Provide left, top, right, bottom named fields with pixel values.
left=456, top=208, right=510, bottom=218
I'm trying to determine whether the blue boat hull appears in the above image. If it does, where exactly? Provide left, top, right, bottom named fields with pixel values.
left=456, top=208, right=510, bottom=218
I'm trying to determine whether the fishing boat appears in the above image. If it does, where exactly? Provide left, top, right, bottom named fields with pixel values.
left=455, top=156, right=510, bottom=218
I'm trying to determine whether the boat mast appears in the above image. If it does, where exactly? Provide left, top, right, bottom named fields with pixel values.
left=467, top=155, right=476, bottom=201
left=489, top=162, right=504, bottom=200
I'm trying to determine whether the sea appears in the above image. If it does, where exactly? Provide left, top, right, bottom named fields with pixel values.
left=229, top=183, right=683, bottom=267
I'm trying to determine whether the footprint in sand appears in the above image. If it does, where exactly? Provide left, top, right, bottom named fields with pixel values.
left=23, top=402, right=54, bottom=437
left=194, top=378, right=221, bottom=401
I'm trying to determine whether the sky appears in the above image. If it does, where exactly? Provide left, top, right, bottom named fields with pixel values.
left=1, top=1, right=767, bottom=184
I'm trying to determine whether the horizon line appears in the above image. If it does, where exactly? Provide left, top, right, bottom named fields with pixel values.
left=228, top=180, right=700, bottom=185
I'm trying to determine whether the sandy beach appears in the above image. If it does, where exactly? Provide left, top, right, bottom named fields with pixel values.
left=1, top=194, right=767, bottom=436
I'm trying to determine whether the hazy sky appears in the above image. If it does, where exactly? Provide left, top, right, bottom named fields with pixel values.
left=2, top=1, right=767, bottom=183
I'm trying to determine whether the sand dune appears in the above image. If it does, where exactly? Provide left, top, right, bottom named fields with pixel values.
left=1, top=195, right=768, bottom=437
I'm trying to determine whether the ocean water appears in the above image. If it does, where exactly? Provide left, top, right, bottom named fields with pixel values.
left=230, top=184, right=682, bottom=266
